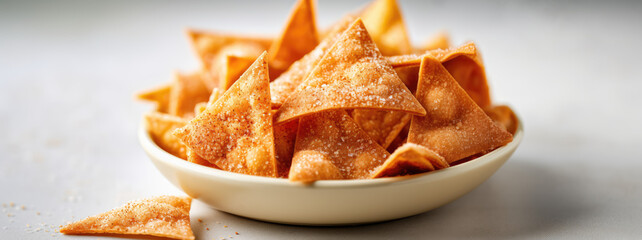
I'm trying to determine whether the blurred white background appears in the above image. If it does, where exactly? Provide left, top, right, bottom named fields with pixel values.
left=1, top=0, right=641, bottom=239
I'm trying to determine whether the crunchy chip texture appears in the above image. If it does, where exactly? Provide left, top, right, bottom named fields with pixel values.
left=351, top=109, right=411, bottom=149
left=145, top=112, right=188, bottom=160
left=373, top=143, right=448, bottom=178
left=484, top=105, right=519, bottom=135
left=174, top=52, right=278, bottom=177
left=270, top=15, right=356, bottom=108
left=360, top=0, right=412, bottom=55
left=289, top=110, right=390, bottom=182
left=268, top=0, right=319, bottom=78
left=187, top=29, right=271, bottom=89
left=137, top=84, right=172, bottom=113
left=274, top=118, right=299, bottom=178
left=59, top=196, right=194, bottom=240
left=275, top=19, right=425, bottom=123
left=408, top=56, right=512, bottom=163
left=169, top=71, right=211, bottom=118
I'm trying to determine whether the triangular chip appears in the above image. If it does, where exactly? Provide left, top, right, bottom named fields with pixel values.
left=351, top=109, right=411, bottom=149
left=420, top=31, right=451, bottom=51
left=386, top=121, right=409, bottom=153
left=145, top=112, right=188, bottom=160
left=270, top=15, right=356, bottom=108
left=137, top=83, right=172, bottom=113
left=275, top=19, right=425, bottom=123
left=174, top=52, right=278, bottom=177
left=273, top=117, right=299, bottom=178
left=187, top=29, right=271, bottom=89
left=220, top=55, right=256, bottom=90
left=268, top=0, right=319, bottom=78
left=289, top=110, right=390, bottom=182
left=60, top=196, right=194, bottom=240
left=372, top=143, right=449, bottom=178
left=186, top=147, right=218, bottom=168
left=359, top=0, right=412, bottom=55
left=484, top=105, right=519, bottom=135
left=169, top=71, right=211, bottom=118
left=408, top=56, right=512, bottom=163
left=387, top=42, right=492, bottom=107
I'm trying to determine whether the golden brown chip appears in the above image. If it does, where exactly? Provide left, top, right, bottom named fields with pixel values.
left=372, top=143, right=448, bottom=178
left=359, top=0, right=412, bottom=55
left=289, top=110, right=390, bottom=182
left=169, top=71, right=211, bottom=118
left=351, top=109, right=411, bottom=149
left=59, top=196, right=194, bottom=240
left=387, top=42, right=492, bottom=108
left=174, top=52, right=278, bottom=177
left=186, top=147, right=218, bottom=168
left=274, top=118, right=299, bottom=178
left=186, top=29, right=271, bottom=89
left=394, top=64, right=420, bottom=93
left=386, top=121, right=409, bottom=153
left=421, top=31, right=451, bottom=51
left=484, top=105, right=519, bottom=135
left=221, top=55, right=256, bottom=90
left=408, top=56, right=512, bottom=163
left=137, top=83, right=172, bottom=113
left=268, top=0, right=319, bottom=78
left=274, top=19, right=425, bottom=123
left=270, top=15, right=356, bottom=108
left=145, top=112, right=188, bottom=160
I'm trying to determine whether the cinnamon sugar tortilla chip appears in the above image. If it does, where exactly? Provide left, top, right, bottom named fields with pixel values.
left=359, top=0, right=412, bottom=55
left=59, top=196, right=194, bottom=240
left=484, top=105, right=519, bottom=135
left=408, top=56, right=512, bottom=163
left=169, top=71, right=211, bottom=118
left=274, top=118, right=299, bottom=178
left=187, top=29, right=271, bottom=89
left=187, top=147, right=218, bottom=168
left=387, top=42, right=492, bottom=107
left=137, top=83, right=171, bottom=113
left=386, top=121, right=409, bottom=153
left=289, top=110, right=390, bottom=182
left=174, top=52, right=278, bottom=177
left=372, top=143, right=448, bottom=178
left=221, top=55, right=256, bottom=90
left=194, top=88, right=222, bottom=115
left=270, top=15, right=356, bottom=108
left=268, top=0, right=319, bottom=78
left=394, top=65, right=420, bottom=93
left=351, top=109, right=411, bottom=149
left=275, top=19, right=425, bottom=123
left=145, top=112, right=188, bottom=160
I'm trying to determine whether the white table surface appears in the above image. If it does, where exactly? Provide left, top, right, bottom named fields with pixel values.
left=2, top=0, right=642, bottom=239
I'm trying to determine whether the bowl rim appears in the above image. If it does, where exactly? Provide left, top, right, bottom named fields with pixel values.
left=139, top=114, right=523, bottom=189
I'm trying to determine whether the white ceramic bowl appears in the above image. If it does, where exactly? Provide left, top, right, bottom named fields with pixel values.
left=140, top=118, right=523, bottom=226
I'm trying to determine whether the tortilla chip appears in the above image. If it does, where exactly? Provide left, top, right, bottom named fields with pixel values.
left=268, top=0, right=319, bottom=78
left=270, top=15, right=356, bottom=108
left=174, top=52, right=278, bottom=177
left=169, top=71, right=211, bottom=118
left=484, top=105, right=519, bottom=135
left=359, top=0, right=412, bottom=55
left=186, top=29, right=271, bottom=89
left=421, top=31, right=451, bottom=51
left=387, top=42, right=492, bottom=108
left=386, top=121, right=409, bottom=153
left=137, top=83, right=172, bottom=113
left=351, top=109, right=411, bottom=149
left=275, top=19, right=425, bottom=123
left=394, top=65, right=420, bottom=93
left=274, top=118, right=299, bottom=178
left=221, top=55, right=256, bottom=90
left=408, top=56, right=512, bottom=163
left=186, top=147, right=217, bottom=168
left=193, top=88, right=222, bottom=115
left=289, top=110, right=390, bottom=182
left=372, top=143, right=448, bottom=178
left=145, top=112, right=188, bottom=160
left=59, top=196, right=194, bottom=240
